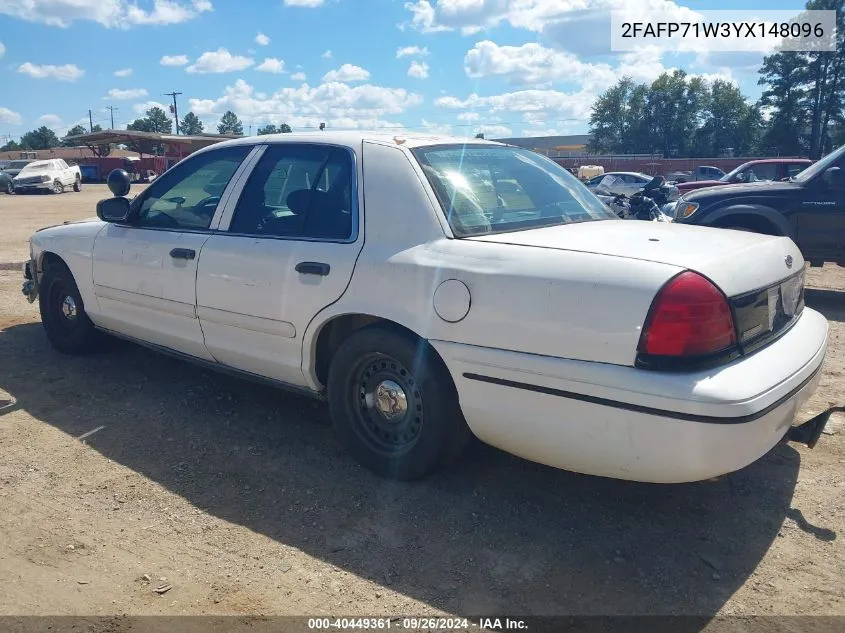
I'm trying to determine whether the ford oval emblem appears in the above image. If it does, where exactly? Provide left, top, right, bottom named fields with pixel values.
left=785, top=255, right=794, bottom=269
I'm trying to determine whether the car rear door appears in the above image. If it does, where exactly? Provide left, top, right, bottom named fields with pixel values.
left=195, top=141, right=363, bottom=386
left=795, top=165, right=845, bottom=262
left=92, top=144, right=256, bottom=359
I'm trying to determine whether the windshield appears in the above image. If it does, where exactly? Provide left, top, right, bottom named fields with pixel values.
left=20, top=161, right=51, bottom=173
left=793, top=145, right=845, bottom=183
left=718, top=163, right=751, bottom=182
left=6, top=160, right=32, bottom=170
left=412, top=145, right=616, bottom=237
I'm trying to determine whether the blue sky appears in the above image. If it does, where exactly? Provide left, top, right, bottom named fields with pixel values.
left=0, top=0, right=810, bottom=141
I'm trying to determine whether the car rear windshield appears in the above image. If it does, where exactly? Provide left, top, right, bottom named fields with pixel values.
left=20, top=161, right=51, bottom=172
left=412, top=144, right=616, bottom=237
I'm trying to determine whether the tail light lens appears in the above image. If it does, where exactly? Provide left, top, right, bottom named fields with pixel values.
left=638, top=271, right=736, bottom=358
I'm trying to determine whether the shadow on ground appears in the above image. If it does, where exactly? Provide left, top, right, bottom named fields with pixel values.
left=0, top=321, right=818, bottom=620
left=806, top=288, right=845, bottom=323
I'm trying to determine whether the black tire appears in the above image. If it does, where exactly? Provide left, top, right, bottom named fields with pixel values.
left=52, top=180, right=63, bottom=194
left=39, top=262, right=99, bottom=355
left=73, top=177, right=81, bottom=192
left=327, top=326, right=470, bottom=480
left=3, top=180, right=12, bottom=195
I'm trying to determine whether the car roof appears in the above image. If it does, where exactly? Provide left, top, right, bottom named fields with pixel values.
left=200, top=130, right=508, bottom=153
left=740, top=158, right=812, bottom=165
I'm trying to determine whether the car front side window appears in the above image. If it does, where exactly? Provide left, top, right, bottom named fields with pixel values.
left=134, top=145, right=252, bottom=231
left=228, top=143, right=355, bottom=241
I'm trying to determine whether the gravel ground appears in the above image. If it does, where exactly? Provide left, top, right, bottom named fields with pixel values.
left=0, top=186, right=843, bottom=629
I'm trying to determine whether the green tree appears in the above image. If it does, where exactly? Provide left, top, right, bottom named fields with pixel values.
left=588, top=77, right=636, bottom=153
left=63, top=124, right=88, bottom=146
left=127, top=118, right=152, bottom=132
left=180, top=112, right=204, bottom=135
left=758, top=51, right=807, bottom=155
left=20, top=126, right=61, bottom=150
left=127, top=107, right=172, bottom=134
left=1, top=140, right=21, bottom=152
left=257, top=124, right=278, bottom=135
left=217, top=110, right=244, bottom=135
left=474, top=132, right=485, bottom=139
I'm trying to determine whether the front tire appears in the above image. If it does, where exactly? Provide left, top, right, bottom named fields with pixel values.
left=3, top=180, right=12, bottom=195
left=327, top=327, right=470, bottom=480
left=39, top=262, right=99, bottom=355
left=52, top=180, right=64, bottom=194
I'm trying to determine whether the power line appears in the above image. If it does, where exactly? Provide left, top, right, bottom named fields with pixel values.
left=163, top=91, right=182, bottom=135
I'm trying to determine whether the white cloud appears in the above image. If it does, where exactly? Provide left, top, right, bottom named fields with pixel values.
left=133, top=100, right=169, bottom=115
left=256, top=58, right=286, bottom=73
left=105, top=88, right=148, bottom=100
left=187, top=78, right=422, bottom=127
left=0, top=0, right=213, bottom=28
left=419, top=119, right=453, bottom=135
left=37, top=114, right=62, bottom=127
left=0, top=107, right=22, bottom=125
left=114, top=67, right=133, bottom=76
left=284, top=0, right=326, bottom=6
left=255, top=32, right=270, bottom=46
left=0, top=42, right=5, bottom=59
left=291, top=72, right=307, bottom=81
left=187, top=48, right=254, bottom=73
left=474, top=124, right=512, bottom=138
left=18, top=62, right=84, bottom=81
left=456, top=111, right=479, bottom=122
left=407, top=60, right=429, bottom=79
left=160, top=54, right=189, bottom=66
left=322, top=63, right=370, bottom=83
left=321, top=49, right=332, bottom=59
left=436, top=88, right=597, bottom=124
left=396, top=45, right=429, bottom=58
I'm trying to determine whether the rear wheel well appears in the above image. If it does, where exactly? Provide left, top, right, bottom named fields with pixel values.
left=711, top=214, right=783, bottom=236
left=314, top=315, right=436, bottom=387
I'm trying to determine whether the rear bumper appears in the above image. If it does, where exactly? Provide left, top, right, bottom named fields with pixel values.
left=432, top=308, right=830, bottom=483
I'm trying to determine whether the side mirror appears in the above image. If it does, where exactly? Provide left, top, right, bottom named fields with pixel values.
left=822, top=166, right=841, bottom=188
left=96, top=197, right=131, bottom=223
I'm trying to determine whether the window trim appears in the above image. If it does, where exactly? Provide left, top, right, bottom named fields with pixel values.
left=216, top=141, right=361, bottom=244
left=119, top=143, right=260, bottom=235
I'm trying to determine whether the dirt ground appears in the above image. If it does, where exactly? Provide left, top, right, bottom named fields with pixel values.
left=0, top=186, right=843, bottom=627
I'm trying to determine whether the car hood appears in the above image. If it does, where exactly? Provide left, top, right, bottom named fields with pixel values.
left=681, top=179, right=801, bottom=200
left=13, top=169, right=51, bottom=180
left=677, top=179, right=723, bottom=189
left=468, top=219, right=802, bottom=297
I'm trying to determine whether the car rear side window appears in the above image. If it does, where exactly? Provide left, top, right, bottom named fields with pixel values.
left=135, top=145, right=251, bottom=231
left=228, top=144, right=355, bottom=241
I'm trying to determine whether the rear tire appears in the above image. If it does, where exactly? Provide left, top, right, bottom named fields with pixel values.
left=327, top=326, right=470, bottom=480
left=73, top=177, right=81, bottom=192
left=39, top=262, right=99, bottom=355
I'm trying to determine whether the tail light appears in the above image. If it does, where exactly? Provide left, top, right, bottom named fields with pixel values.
left=638, top=271, right=737, bottom=359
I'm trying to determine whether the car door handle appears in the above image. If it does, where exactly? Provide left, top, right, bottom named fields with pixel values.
left=170, top=248, right=196, bottom=260
left=295, top=261, right=330, bottom=276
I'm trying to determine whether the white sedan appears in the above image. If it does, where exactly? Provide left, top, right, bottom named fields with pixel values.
left=21, top=132, right=835, bottom=483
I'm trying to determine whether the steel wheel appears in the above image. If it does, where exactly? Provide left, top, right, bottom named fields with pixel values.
left=349, top=353, right=424, bottom=456
left=52, top=180, right=64, bottom=194
left=4, top=181, right=12, bottom=195
left=38, top=263, right=99, bottom=355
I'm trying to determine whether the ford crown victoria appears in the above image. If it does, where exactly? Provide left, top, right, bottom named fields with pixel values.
left=21, top=132, right=836, bottom=482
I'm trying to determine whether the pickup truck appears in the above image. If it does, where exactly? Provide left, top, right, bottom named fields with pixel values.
left=675, top=158, right=813, bottom=194
left=12, top=158, right=82, bottom=194
left=672, top=144, right=845, bottom=266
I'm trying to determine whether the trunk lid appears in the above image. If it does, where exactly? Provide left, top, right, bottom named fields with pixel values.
left=468, top=219, right=802, bottom=297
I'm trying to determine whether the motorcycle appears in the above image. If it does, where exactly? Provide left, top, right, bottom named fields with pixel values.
left=596, top=175, right=674, bottom=223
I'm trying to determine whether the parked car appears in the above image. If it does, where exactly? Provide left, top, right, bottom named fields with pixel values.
left=0, top=159, right=34, bottom=194
left=675, top=159, right=813, bottom=194
left=666, top=166, right=726, bottom=184
left=21, top=133, right=834, bottom=483
left=671, top=144, right=845, bottom=266
left=585, top=171, right=678, bottom=199
left=13, top=159, right=82, bottom=194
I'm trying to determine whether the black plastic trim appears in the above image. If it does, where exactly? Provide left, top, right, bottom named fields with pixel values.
left=462, top=362, right=823, bottom=425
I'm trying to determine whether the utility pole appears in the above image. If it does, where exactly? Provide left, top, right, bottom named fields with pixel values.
left=105, top=105, right=118, bottom=129
left=88, top=110, right=93, bottom=133
left=163, top=91, right=182, bottom=135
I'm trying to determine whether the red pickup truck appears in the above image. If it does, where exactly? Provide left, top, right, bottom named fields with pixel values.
left=675, top=158, right=812, bottom=193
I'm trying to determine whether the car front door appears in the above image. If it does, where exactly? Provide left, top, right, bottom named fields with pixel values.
left=795, top=165, right=845, bottom=262
left=195, top=142, right=363, bottom=386
left=91, top=144, right=256, bottom=359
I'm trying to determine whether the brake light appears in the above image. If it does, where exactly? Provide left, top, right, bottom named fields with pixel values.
left=638, top=271, right=736, bottom=357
